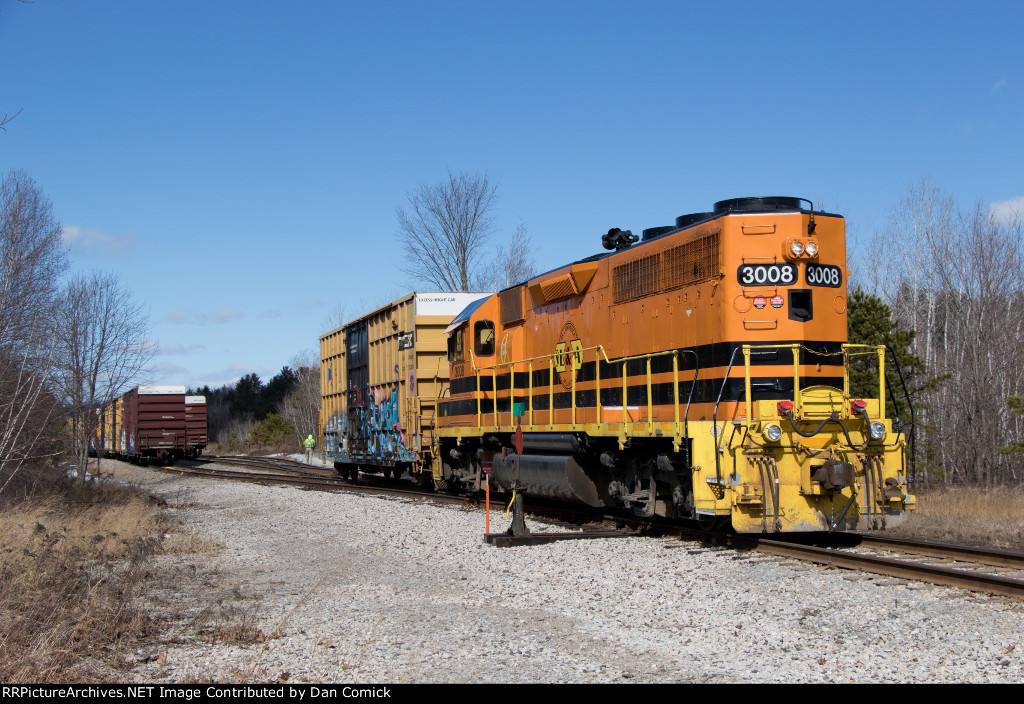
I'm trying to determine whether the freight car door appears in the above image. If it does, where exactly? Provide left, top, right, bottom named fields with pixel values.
left=346, top=320, right=370, bottom=456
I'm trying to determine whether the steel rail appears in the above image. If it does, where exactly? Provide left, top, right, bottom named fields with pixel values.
left=846, top=533, right=1024, bottom=570
left=199, top=454, right=328, bottom=473
left=743, top=535, right=1024, bottom=599
left=160, top=460, right=470, bottom=506
left=163, top=463, right=346, bottom=489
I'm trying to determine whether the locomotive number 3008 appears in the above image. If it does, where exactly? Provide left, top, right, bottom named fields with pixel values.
left=737, top=263, right=797, bottom=286
left=805, top=264, right=842, bottom=287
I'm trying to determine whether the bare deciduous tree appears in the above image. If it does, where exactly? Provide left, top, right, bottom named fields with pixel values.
left=278, top=350, right=321, bottom=451
left=0, top=170, right=67, bottom=495
left=0, top=108, right=22, bottom=132
left=863, top=180, right=1024, bottom=485
left=319, top=301, right=347, bottom=334
left=54, top=272, right=153, bottom=481
left=476, top=222, right=537, bottom=291
left=396, top=171, right=499, bottom=292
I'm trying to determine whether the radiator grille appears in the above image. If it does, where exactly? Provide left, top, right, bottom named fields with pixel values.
left=500, top=287, right=524, bottom=325
left=613, top=253, right=661, bottom=304
left=612, top=231, right=720, bottom=303
left=662, top=232, right=720, bottom=290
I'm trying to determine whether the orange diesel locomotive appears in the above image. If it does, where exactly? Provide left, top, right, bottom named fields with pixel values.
left=433, top=197, right=914, bottom=533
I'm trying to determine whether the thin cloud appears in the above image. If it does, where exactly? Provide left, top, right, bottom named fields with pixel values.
left=259, top=309, right=284, bottom=319
left=151, top=360, right=190, bottom=377
left=156, top=342, right=208, bottom=356
left=164, top=309, right=244, bottom=325
left=128, top=339, right=158, bottom=355
left=62, top=225, right=136, bottom=257
left=992, top=78, right=1008, bottom=95
left=165, top=310, right=193, bottom=324
left=210, top=309, right=244, bottom=323
left=989, top=196, right=1024, bottom=226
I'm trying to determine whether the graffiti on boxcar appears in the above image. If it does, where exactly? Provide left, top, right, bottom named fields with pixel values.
left=329, top=385, right=414, bottom=465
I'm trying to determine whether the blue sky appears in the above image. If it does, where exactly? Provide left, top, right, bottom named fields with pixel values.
left=2, top=1, right=1021, bottom=389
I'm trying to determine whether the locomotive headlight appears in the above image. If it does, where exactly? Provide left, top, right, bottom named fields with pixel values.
left=805, top=240, right=818, bottom=257
left=790, top=240, right=805, bottom=257
left=869, top=421, right=886, bottom=441
left=763, top=424, right=783, bottom=442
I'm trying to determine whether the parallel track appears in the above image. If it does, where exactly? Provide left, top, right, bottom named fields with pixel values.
left=743, top=534, right=1024, bottom=599
left=848, top=533, right=1024, bottom=570
left=156, top=455, right=1024, bottom=599
left=165, top=455, right=467, bottom=505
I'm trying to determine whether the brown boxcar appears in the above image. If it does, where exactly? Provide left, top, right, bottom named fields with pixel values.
left=184, top=395, right=208, bottom=458
left=118, top=385, right=187, bottom=464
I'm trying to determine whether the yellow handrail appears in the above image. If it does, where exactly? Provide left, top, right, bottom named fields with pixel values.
left=473, top=344, right=610, bottom=427
left=842, top=343, right=887, bottom=416
left=469, top=346, right=692, bottom=431
left=738, top=343, right=887, bottom=421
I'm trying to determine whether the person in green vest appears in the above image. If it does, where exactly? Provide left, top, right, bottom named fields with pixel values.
left=303, top=434, right=315, bottom=464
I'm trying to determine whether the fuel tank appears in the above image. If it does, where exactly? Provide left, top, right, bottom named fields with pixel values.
left=489, top=452, right=610, bottom=507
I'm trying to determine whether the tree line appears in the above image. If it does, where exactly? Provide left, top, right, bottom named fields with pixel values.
left=191, top=353, right=319, bottom=453
left=851, top=181, right=1024, bottom=486
left=0, top=169, right=151, bottom=495
left=0, top=165, right=322, bottom=496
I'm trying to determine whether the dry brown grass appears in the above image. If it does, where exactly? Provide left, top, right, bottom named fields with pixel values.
left=0, top=465, right=256, bottom=682
left=0, top=478, right=167, bottom=681
left=161, top=525, right=225, bottom=556
left=887, top=485, right=1024, bottom=550
left=194, top=602, right=267, bottom=645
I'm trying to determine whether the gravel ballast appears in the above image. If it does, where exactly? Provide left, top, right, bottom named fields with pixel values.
left=105, top=460, right=1024, bottom=683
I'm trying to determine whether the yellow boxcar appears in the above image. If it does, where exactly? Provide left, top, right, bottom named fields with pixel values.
left=320, top=292, right=491, bottom=481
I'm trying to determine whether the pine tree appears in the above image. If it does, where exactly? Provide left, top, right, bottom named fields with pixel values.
left=846, top=287, right=938, bottom=421
left=848, top=288, right=950, bottom=482
left=230, top=373, right=264, bottom=418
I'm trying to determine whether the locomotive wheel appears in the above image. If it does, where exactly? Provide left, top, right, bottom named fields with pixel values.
left=697, top=515, right=724, bottom=531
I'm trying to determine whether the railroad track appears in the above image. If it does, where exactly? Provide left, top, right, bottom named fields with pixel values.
left=155, top=455, right=1024, bottom=599
left=160, top=460, right=346, bottom=491
left=165, top=455, right=468, bottom=505
left=741, top=533, right=1024, bottom=600
left=197, top=454, right=335, bottom=475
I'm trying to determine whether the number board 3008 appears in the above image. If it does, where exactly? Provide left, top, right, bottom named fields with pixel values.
left=805, top=264, right=842, bottom=288
left=736, top=263, right=797, bottom=286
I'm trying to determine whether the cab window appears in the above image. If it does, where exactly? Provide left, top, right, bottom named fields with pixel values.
left=474, top=320, right=495, bottom=357
left=447, top=328, right=465, bottom=362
